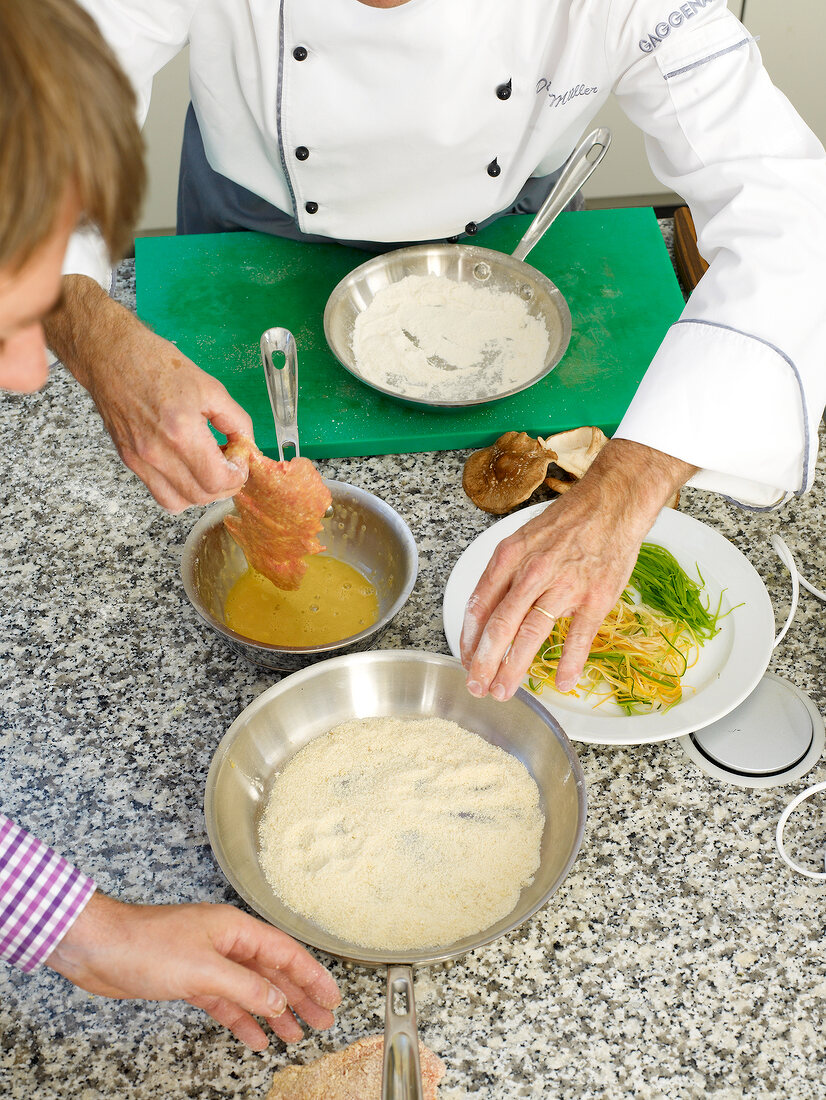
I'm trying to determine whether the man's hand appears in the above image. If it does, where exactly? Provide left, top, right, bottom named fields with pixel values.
left=460, top=439, right=697, bottom=702
left=46, top=893, right=342, bottom=1050
left=44, top=275, right=254, bottom=512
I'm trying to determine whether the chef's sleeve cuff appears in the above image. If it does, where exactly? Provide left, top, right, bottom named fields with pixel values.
left=62, top=226, right=113, bottom=294
left=614, top=319, right=811, bottom=510
left=0, top=814, right=97, bottom=973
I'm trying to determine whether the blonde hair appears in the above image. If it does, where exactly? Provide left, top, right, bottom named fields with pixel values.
left=0, top=0, right=145, bottom=270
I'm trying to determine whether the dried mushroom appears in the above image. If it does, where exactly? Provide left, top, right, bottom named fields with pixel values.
left=462, top=431, right=555, bottom=514
left=463, top=425, right=680, bottom=515
left=540, top=426, right=608, bottom=479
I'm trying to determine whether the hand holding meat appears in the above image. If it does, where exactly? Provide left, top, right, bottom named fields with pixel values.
left=44, top=275, right=253, bottom=512
left=45, top=893, right=341, bottom=1051
left=460, top=439, right=697, bottom=701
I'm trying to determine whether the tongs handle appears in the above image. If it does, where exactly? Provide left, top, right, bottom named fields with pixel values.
left=511, top=126, right=611, bottom=263
left=261, top=327, right=300, bottom=460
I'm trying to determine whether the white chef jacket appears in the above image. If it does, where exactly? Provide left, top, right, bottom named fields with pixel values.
left=73, top=0, right=826, bottom=509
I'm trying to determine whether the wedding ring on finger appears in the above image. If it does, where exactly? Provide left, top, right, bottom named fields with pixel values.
left=531, top=604, right=555, bottom=621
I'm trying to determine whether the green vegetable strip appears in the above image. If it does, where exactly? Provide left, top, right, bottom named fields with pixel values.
left=627, top=543, right=721, bottom=640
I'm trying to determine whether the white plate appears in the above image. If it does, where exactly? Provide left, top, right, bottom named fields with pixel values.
left=442, top=503, right=775, bottom=746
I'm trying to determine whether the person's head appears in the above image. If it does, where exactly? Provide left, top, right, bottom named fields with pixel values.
left=0, top=0, right=145, bottom=392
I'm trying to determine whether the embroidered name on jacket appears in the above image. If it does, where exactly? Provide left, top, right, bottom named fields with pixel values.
left=536, top=79, right=598, bottom=107
left=639, top=0, right=716, bottom=53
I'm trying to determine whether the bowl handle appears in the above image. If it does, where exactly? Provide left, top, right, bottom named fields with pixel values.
left=382, top=964, right=424, bottom=1100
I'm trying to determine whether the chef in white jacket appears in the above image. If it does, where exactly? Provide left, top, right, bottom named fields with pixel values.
left=51, top=0, right=826, bottom=701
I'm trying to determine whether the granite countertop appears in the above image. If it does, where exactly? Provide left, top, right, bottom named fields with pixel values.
left=2, top=235, right=826, bottom=1099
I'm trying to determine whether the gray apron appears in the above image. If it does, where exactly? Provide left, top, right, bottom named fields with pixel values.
left=176, top=103, right=583, bottom=250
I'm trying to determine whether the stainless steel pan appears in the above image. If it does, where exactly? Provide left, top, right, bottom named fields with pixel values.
left=323, top=128, right=611, bottom=407
left=205, top=651, right=587, bottom=1099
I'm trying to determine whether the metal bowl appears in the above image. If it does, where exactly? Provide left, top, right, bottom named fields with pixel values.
left=181, top=480, right=418, bottom=671
left=205, top=650, right=587, bottom=968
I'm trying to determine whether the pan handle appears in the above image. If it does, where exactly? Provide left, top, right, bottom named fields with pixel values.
left=382, top=965, right=424, bottom=1100
left=511, top=126, right=611, bottom=264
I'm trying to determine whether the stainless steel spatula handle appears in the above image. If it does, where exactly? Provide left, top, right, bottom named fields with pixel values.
left=261, top=327, right=300, bottom=460
left=511, top=126, right=612, bottom=263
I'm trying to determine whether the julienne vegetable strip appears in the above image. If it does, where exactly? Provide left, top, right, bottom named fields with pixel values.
left=627, top=543, right=721, bottom=640
left=527, top=542, right=724, bottom=715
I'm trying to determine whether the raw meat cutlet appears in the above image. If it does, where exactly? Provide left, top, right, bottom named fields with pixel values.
left=222, top=436, right=331, bottom=590
left=266, top=1035, right=445, bottom=1099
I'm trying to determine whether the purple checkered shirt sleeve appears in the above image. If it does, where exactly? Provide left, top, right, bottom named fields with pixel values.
left=0, top=814, right=96, bottom=973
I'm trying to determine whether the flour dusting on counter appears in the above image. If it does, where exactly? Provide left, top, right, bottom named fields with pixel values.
left=352, top=274, right=552, bottom=402
left=258, top=715, right=544, bottom=950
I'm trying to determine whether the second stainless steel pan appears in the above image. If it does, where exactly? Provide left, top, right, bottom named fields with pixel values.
left=205, top=651, right=587, bottom=1100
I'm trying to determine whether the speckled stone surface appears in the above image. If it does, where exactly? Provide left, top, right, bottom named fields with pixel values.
left=2, top=233, right=826, bottom=1099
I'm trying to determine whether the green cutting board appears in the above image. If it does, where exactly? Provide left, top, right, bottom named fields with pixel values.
left=135, top=208, right=685, bottom=459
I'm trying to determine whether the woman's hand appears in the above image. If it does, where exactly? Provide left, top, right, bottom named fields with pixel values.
left=46, top=893, right=341, bottom=1050
left=460, top=439, right=697, bottom=701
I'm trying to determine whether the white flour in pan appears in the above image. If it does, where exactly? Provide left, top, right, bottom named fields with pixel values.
left=351, top=274, right=552, bottom=402
left=257, top=715, right=544, bottom=951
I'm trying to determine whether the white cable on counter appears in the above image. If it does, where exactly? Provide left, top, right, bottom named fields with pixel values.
left=770, top=534, right=800, bottom=649
left=776, top=781, right=826, bottom=879
left=771, top=534, right=826, bottom=877
left=799, top=574, right=826, bottom=602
